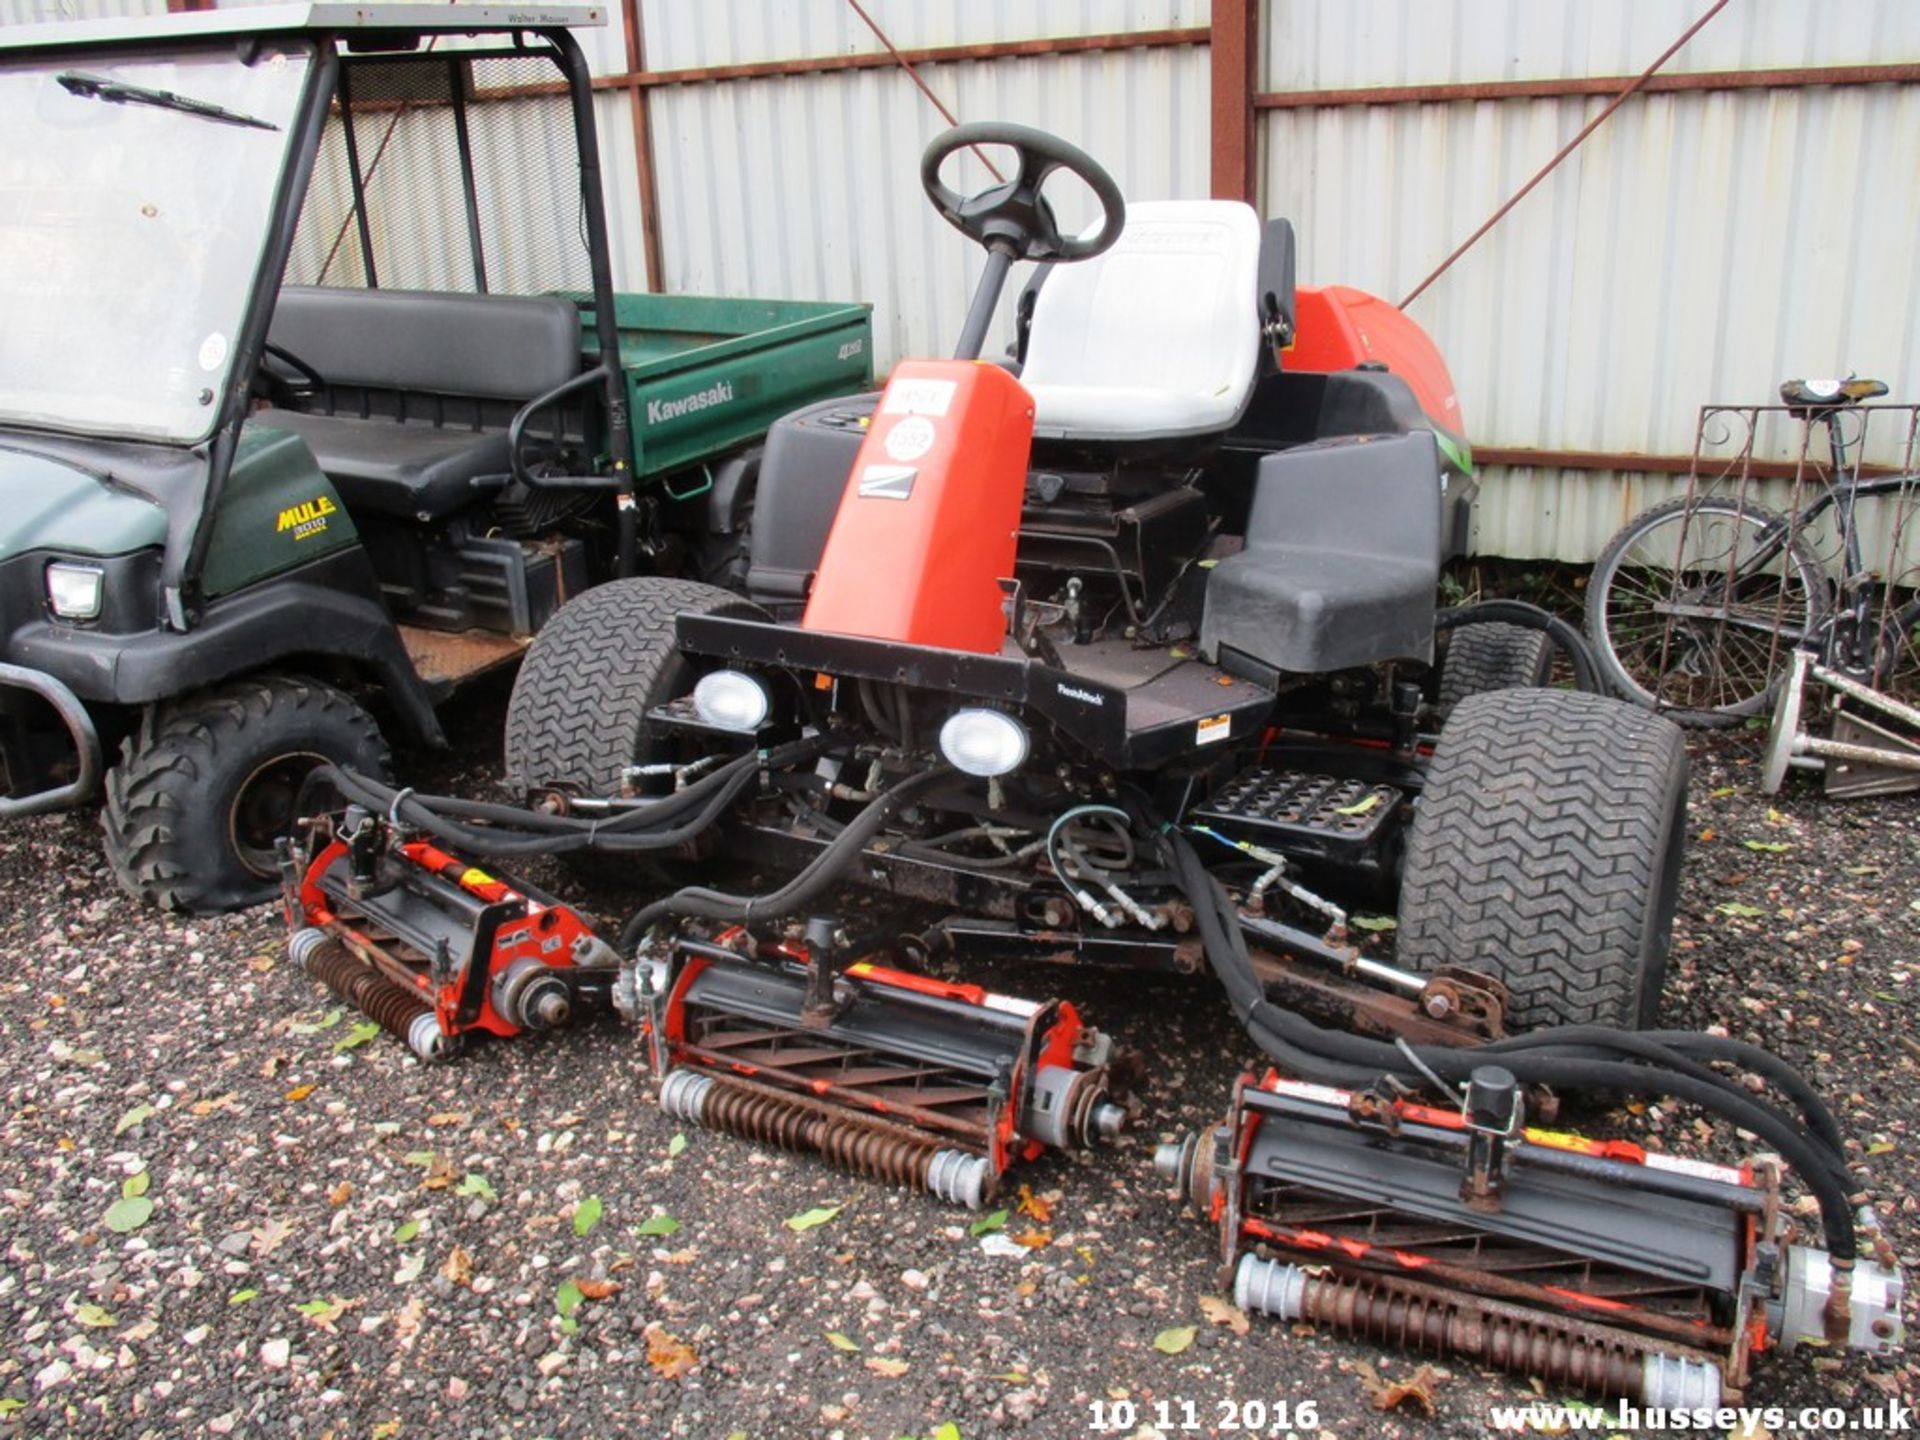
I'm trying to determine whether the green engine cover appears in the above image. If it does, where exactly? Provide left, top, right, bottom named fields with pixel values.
left=201, top=423, right=357, bottom=598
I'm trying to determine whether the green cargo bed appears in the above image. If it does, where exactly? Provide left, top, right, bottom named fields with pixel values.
left=578, top=293, right=873, bottom=482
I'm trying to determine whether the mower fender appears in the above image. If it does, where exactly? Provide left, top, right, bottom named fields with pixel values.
left=8, top=546, right=443, bottom=746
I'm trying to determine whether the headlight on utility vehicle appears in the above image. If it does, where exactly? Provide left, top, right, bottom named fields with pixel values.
left=45, top=562, right=105, bottom=621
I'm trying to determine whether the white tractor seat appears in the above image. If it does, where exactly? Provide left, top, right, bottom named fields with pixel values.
left=1021, top=200, right=1264, bottom=443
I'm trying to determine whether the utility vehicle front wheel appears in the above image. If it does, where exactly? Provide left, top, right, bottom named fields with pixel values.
left=1397, top=689, right=1688, bottom=1031
left=102, top=674, right=390, bottom=914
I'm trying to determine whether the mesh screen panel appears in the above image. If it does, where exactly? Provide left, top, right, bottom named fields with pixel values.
left=287, top=47, right=593, bottom=297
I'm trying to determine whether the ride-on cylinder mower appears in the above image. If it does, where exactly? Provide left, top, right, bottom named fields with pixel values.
left=1157, top=1070, right=1904, bottom=1406
left=274, top=119, right=1901, bottom=1396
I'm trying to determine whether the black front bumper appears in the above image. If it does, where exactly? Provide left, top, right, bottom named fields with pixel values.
left=675, top=614, right=1277, bottom=769
left=0, top=662, right=103, bottom=817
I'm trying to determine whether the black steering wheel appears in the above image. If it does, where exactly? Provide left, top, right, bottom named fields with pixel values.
left=920, top=122, right=1126, bottom=264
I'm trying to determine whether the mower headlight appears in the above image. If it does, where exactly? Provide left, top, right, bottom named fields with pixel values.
left=938, top=708, right=1029, bottom=778
left=692, top=669, right=771, bottom=732
left=45, top=562, right=104, bottom=621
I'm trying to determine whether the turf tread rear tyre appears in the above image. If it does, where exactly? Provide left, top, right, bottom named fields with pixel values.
left=1397, top=689, right=1687, bottom=1030
left=101, top=674, right=389, bottom=914
left=1438, top=622, right=1554, bottom=710
left=502, top=577, right=757, bottom=794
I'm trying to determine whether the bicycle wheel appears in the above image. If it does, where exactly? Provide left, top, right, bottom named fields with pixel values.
left=1585, top=496, right=1827, bottom=724
left=1873, top=596, right=1920, bottom=707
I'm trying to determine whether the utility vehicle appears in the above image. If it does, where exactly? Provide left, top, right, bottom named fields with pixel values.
left=0, top=4, right=870, bottom=910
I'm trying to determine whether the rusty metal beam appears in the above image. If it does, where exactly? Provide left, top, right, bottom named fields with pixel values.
left=1476, top=446, right=1907, bottom=482
left=618, top=0, right=665, bottom=293
left=1256, top=61, right=1920, bottom=110
left=1209, top=0, right=1259, bottom=203
left=592, top=26, right=1207, bottom=93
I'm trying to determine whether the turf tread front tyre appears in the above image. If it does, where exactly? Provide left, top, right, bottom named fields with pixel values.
left=1437, top=622, right=1554, bottom=710
left=1397, top=689, right=1687, bottom=1031
left=502, top=577, right=757, bottom=794
left=101, top=674, right=389, bottom=914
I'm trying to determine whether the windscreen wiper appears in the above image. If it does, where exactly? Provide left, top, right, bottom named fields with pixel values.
left=56, top=70, right=278, bottom=132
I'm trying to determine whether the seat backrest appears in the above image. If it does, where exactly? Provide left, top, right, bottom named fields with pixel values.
left=1020, top=200, right=1263, bottom=420
left=269, top=286, right=582, bottom=402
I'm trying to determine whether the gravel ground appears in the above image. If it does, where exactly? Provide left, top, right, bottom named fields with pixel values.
left=3, top=682, right=1916, bottom=1439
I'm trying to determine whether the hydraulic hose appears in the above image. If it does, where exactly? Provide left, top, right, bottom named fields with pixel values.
left=1436, top=599, right=1602, bottom=694
left=618, top=766, right=952, bottom=952
left=310, top=736, right=833, bottom=860
left=1164, top=828, right=1860, bottom=1261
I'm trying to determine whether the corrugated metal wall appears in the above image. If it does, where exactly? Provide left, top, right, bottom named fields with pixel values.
left=1261, top=0, right=1920, bottom=558
left=642, top=0, right=1210, bottom=371
left=6, top=0, right=1916, bottom=563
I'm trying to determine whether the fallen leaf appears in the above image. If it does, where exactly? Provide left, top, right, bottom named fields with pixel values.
left=555, top=1280, right=584, bottom=1319
left=1350, top=915, right=1397, bottom=932
left=573, top=1277, right=621, bottom=1300
left=283, top=1084, right=316, bottom=1103
left=1710, top=785, right=1738, bottom=799
left=393, top=1253, right=425, bottom=1285
left=1867, top=1140, right=1896, bottom=1156
left=783, top=1205, right=843, bottom=1232
left=1716, top=902, right=1766, bottom=918
left=122, top=1172, right=150, bottom=1200
left=1333, top=792, right=1382, bottom=816
left=74, top=1303, right=115, bottom=1329
left=864, top=1356, right=909, bottom=1377
left=667, top=1132, right=688, bottom=1158
left=441, top=1246, right=473, bottom=1286
left=227, top=1289, right=258, bottom=1306
left=421, top=1155, right=458, bottom=1190
left=333, top=1022, right=382, bottom=1052
left=1152, top=1325, right=1196, bottom=1354
left=114, top=1103, right=154, bottom=1136
left=426, top=1111, right=469, bottom=1127
left=103, top=1196, right=153, bottom=1234
left=454, top=1172, right=496, bottom=1201
left=293, top=1297, right=350, bottom=1330
left=392, top=1219, right=421, bottom=1245
left=1197, top=1294, right=1250, bottom=1336
left=635, top=1214, right=680, bottom=1237
left=251, top=1218, right=295, bottom=1257
left=968, top=1208, right=1009, bottom=1238
left=824, top=1330, right=860, bottom=1352
left=327, top=1181, right=353, bottom=1207
left=1014, top=1185, right=1052, bottom=1224
left=1356, top=1359, right=1445, bottom=1415
left=1742, top=840, right=1792, bottom=854
left=1013, top=1228, right=1051, bottom=1249
left=402, top=1150, right=438, bottom=1167
left=371, top=1420, right=401, bottom=1440
left=573, top=1195, right=603, bottom=1237
left=645, top=1326, right=698, bottom=1379
left=930, top=1423, right=962, bottom=1440
left=247, top=954, right=276, bottom=973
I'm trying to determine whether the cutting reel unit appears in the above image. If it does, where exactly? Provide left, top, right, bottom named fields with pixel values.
left=282, top=807, right=618, bottom=1060
left=1158, top=1068, right=1904, bottom=1407
left=625, top=925, right=1129, bottom=1209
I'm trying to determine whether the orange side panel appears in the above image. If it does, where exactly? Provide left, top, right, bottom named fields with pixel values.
left=802, top=359, right=1034, bottom=654
left=1289, top=284, right=1466, bottom=440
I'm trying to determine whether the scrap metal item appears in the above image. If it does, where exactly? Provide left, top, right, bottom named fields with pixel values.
left=633, top=933, right=1127, bottom=1208
left=1159, top=1069, right=1904, bottom=1404
left=1763, top=649, right=1920, bottom=798
left=284, top=808, right=618, bottom=1059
